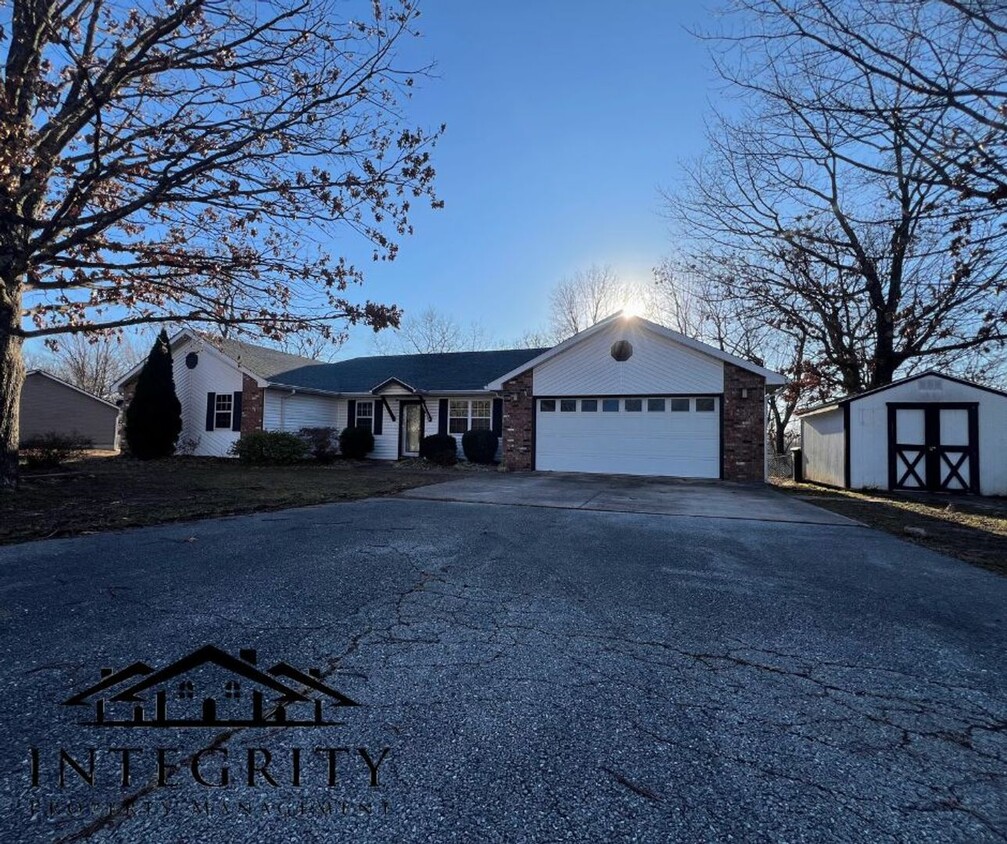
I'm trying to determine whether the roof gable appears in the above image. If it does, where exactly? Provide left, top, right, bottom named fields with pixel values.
left=797, top=370, right=1007, bottom=416
left=485, top=313, right=786, bottom=389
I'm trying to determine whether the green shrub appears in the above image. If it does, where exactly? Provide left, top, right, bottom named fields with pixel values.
left=230, top=431, right=306, bottom=464
left=461, top=429, right=499, bottom=464
left=419, top=433, right=457, bottom=466
left=125, top=329, right=183, bottom=459
left=299, top=427, right=340, bottom=463
left=20, top=432, right=93, bottom=469
left=338, top=426, right=375, bottom=459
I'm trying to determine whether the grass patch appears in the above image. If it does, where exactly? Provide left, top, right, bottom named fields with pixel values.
left=773, top=479, right=1007, bottom=575
left=0, top=455, right=456, bottom=545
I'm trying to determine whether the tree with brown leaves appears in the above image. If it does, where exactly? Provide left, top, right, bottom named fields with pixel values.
left=0, top=0, right=442, bottom=488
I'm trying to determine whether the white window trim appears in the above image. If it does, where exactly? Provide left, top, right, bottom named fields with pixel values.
left=356, top=400, right=375, bottom=432
left=214, top=393, right=233, bottom=430
left=449, top=399, right=492, bottom=433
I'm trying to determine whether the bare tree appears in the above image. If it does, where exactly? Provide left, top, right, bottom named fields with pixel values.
left=372, top=307, right=495, bottom=354
left=547, top=264, right=658, bottom=341
left=38, top=331, right=144, bottom=398
left=664, top=0, right=1007, bottom=403
left=749, top=0, right=1007, bottom=206
left=0, top=0, right=442, bottom=488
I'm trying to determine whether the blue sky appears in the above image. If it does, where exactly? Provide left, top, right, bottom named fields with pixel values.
left=338, top=1, right=717, bottom=356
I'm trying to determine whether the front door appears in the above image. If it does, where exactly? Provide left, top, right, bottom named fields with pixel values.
left=887, top=404, right=978, bottom=493
left=401, top=402, right=423, bottom=457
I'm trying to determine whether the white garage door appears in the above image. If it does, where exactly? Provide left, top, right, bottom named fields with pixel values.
left=535, top=396, right=720, bottom=477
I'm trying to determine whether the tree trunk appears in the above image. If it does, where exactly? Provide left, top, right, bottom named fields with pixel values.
left=0, top=296, right=24, bottom=491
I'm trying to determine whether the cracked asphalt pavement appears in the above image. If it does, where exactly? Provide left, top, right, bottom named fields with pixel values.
left=0, top=488, right=1004, bottom=842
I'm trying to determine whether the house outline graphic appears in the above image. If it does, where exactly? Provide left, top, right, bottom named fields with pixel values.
left=62, top=645, right=358, bottom=728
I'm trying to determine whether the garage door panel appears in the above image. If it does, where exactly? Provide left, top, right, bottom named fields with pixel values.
left=536, top=397, right=720, bottom=478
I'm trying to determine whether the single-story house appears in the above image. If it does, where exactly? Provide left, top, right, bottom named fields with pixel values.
left=19, top=370, right=121, bottom=450
left=796, top=371, right=1007, bottom=496
left=115, top=313, right=786, bottom=480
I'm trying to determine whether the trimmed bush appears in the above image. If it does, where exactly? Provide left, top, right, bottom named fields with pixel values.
left=20, top=432, right=92, bottom=469
left=338, top=426, right=375, bottom=460
left=299, top=427, right=340, bottom=463
left=125, top=329, right=183, bottom=459
left=462, top=429, right=499, bottom=464
left=419, top=433, right=457, bottom=466
left=230, top=431, right=306, bottom=464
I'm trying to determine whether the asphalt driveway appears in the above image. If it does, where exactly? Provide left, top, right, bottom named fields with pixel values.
left=0, top=479, right=1004, bottom=842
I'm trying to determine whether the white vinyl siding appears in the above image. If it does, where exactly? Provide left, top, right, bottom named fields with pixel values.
left=848, top=376, right=1007, bottom=495
left=263, top=390, right=341, bottom=432
left=536, top=396, right=720, bottom=477
left=167, top=336, right=244, bottom=457
left=801, top=408, right=845, bottom=487
left=533, top=319, right=724, bottom=396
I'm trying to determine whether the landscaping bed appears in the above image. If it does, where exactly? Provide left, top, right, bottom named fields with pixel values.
left=0, top=456, right=456, bottom=545
left=773, top=480, right=1007, bottom=575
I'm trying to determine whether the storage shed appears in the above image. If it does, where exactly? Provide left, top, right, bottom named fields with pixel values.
left=19, top=371, right=121, bottom=450
left=797, top=371, right=1007, bottom=496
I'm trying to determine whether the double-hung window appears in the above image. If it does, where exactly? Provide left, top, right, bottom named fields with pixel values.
left=449, top=400, right=492, bottom=433
left=214, top=394, right=233, bottom=429
left=356, top=401, right=374, bottom=432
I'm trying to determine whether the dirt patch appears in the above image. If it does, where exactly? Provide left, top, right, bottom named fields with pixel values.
left=0, top=456, right=456, bottom=545
left=773, top=480, right=1007, bottom=575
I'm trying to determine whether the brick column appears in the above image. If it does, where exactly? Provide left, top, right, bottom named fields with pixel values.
left=721, top=362, right=766, bottom=482
left=501, top=370, right=534, bottom=471
left=240, top=375, right=264, bottom=435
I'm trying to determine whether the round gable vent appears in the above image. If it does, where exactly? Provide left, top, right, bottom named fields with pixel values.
left=185, top=352, right=199, bottom=369
left=610, top=340, right=633, bottom=362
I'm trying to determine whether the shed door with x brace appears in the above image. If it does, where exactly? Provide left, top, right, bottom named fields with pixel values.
left=887, top=403, right=979, bottom=493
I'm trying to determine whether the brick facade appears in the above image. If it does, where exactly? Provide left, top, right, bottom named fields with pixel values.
left=500, top=370, right=535, bottom=471
left=240, top=374, right=264, bottom=435
left=721, top=362, right=766, bottom=482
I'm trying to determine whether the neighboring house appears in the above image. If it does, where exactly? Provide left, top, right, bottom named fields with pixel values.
left=797, top=371, right=1007, bottom=496
left=19, top=371, right=120, bottom=450
left=115, top=313, right=786, bottom=480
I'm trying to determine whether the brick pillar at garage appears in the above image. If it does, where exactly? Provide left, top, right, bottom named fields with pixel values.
left=721, top=362, right=766, bottom=482
left=501, top=370, right=534, bottom=471
left=240, top=375, right=265, bottom=435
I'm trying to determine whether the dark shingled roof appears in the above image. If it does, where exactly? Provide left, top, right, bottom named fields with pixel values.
left=214, top=337, right=323, bottom=380
left=267, top=348, right=549, bottom=394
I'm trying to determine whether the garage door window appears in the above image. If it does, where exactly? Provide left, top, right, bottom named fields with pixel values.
left=581, top=399, right=598, bottom=412
left=647, top=398, right=665, bottom=412
left=560, top=399, right=577, bottom=412
left=625, top=399, right=642, bottom=412
left=602, top=399, right=619, bottom=412
left=671, top=399, right=690, bottom=412
left=696, top=398, right=716, bottom=412
left=540, top=400, right=556, bottom=412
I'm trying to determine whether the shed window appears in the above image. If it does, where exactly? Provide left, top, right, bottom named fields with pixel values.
left=450, top=399, right=492, bottom=433
left=214, top=394, right=233, bottom=429
left=696, top=398, right=716, bottom=412
left=356, top=401, right=374, bottom=432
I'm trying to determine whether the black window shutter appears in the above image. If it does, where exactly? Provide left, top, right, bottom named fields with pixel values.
left=492, top=398, right=503, bottom=437
left=438, top=399, right=449, bottom=435
left=347, top=399, right=357, bottom=428
left=231, top=391, right=243, bottom=432
left=373, top=401, right=384, bottom=435
left=205, top=393, right=216, bottom=431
